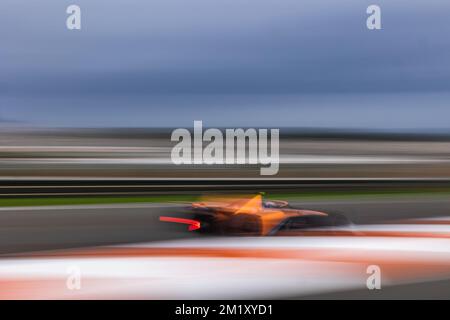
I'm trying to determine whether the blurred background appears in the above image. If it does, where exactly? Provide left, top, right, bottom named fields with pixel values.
left=1, top=0, right=450, bottom=299
left=1, top=0, right=450, bottom=179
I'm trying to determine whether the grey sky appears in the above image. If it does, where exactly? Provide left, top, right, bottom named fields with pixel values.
left=1, top=0, right=450, bottom=128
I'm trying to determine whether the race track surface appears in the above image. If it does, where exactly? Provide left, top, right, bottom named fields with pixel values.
left=1, top=196, right=450, bottom=299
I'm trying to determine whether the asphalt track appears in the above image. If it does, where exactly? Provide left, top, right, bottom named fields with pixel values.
left=299, top=279, right=450, bottom=300
left=2, top=196, right=450, bottom=254
left=1, top=196, right=450, bottom=298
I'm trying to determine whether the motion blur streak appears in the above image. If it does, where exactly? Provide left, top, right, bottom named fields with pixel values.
left=1, top=220, right=450, bottom=299
left=159, top=216, right=201, bottom=231
left=3, top=129, right=450, bottom=179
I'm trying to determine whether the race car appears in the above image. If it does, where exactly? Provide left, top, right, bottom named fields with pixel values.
left=160, top=193, right=353, bottom=236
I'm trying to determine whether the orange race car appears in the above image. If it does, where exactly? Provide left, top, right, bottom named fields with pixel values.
left=160, top=193, right=353, bottom=236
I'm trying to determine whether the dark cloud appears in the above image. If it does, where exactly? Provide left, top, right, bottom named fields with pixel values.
left=0, top=0, right=449, bottom=127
